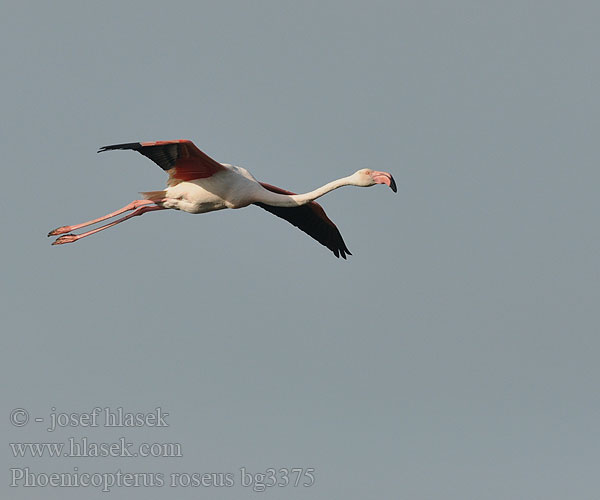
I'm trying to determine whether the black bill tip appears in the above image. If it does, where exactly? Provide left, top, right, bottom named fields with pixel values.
left=389, top=174, right=397, bottom=193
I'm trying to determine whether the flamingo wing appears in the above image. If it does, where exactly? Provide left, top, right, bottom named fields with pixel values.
left=98, top=140, right=226, bottom=182
left=254, top=183, right=352, bottom=259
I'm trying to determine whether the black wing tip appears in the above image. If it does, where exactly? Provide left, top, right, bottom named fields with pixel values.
left=340, top=248, right=352, bottom=259
left=333, top=242, right=352, bottom=259
left=336, top=234, right=352, bottom=259
left=97, top=142, right=142, bottom=153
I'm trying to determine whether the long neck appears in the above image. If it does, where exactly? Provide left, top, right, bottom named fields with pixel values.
left=257, top=176, right=355, bottom=207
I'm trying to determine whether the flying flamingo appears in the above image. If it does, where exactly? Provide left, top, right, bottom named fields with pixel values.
left=48, top=140, right=396, bottom=258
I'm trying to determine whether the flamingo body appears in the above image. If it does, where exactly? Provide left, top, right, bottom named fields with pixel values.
left=49, top=140, right=397, bottom=258
left=159, top=165, right=265, bottom=212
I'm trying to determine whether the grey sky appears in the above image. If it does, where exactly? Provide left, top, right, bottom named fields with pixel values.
left=2, top=1, right=599, bottom=499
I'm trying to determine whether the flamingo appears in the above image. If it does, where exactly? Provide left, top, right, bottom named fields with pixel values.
left=48, top=140, right=396, bottom=258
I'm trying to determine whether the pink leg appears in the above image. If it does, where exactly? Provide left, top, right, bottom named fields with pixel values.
left=51, top=205, right=166, bottom=245
left=48, top=199, right=158, bottom=236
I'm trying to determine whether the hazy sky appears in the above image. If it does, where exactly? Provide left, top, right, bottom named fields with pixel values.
left=2, top=1, right=599, bottom=499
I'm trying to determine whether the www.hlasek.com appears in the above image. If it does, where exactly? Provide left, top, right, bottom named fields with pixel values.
left=10, top=467, right=316, bottom=492
left=10, top=437, right=182, bottom=458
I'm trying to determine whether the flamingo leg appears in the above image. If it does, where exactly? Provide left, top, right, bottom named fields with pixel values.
left=48, top=199, right=158, bottom=236
left=51, top=204, right=166, bottom=245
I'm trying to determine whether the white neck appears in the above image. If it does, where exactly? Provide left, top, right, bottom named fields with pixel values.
left=256, top=176, right=355, bottom=207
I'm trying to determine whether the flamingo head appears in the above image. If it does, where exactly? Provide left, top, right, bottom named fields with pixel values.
left=352, top=169, right=397, bottom=192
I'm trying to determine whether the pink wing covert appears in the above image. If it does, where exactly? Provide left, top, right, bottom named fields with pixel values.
left=98, top=140, right=226, bottom=182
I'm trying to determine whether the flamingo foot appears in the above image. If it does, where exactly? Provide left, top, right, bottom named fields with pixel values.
left=52, top=234, right=78, bottom=245
left=48, top=226, right=72, bottom=236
